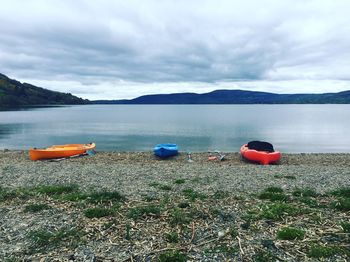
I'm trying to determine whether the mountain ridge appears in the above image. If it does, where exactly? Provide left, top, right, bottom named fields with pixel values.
left=94, top=89, right=350, bottom=104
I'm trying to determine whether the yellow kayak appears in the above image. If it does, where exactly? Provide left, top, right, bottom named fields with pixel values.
left=29, top=143, right=96, bottom=161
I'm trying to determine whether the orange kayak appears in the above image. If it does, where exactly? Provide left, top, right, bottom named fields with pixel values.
left=29, top=143, right=96, bottom=161
left=240, top=144, right=281, bottom=165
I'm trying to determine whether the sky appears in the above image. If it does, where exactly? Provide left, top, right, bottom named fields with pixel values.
left=1, top=0, right=350, bottom=100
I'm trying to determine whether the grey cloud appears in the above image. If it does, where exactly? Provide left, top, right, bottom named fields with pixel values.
left=0, top=0, right=350, bottom=98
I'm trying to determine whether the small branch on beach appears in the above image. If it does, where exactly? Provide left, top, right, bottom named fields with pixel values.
left=236, top=235, right=245, bottom=260
left=189, top=222, right=195, bottom=243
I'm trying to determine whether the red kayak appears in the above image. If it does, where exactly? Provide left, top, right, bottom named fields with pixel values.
left=240, top=144, right=281, bottom=165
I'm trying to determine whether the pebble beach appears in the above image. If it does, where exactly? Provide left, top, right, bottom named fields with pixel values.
left=1, top=150, right=350, bottom=195
left=1, top=150, right=350, bottom=261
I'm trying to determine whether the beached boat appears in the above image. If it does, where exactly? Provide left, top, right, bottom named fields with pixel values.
left=29, top=143, right=96, bottom=161
left=240, top=141, right=281, bottom=165
left=154, top=144, right=178, bottom=158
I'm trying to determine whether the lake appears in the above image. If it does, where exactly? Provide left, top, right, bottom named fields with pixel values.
left=0, top=105, right=349, bottom=153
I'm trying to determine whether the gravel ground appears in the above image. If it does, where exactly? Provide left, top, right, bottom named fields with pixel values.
left=1, top=150, right=349, bottom=196
left=1, top=150, right=350, bottom=261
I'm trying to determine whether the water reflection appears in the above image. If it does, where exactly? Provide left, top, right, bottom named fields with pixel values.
left=0, top=123, right=25, bottom=138
left=0, top=105, right=349, bottom=152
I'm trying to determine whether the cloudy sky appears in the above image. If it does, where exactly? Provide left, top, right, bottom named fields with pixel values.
left=1, top=0, right=350, bottom=99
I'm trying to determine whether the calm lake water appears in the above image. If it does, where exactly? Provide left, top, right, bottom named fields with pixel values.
left=0, top=105, right=349, bottom=153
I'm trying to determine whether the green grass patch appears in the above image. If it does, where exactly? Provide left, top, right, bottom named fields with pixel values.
left=298, top=197, right=321, bottom=208
left=170, top=208, right=191, bottom=226
left=293, top=188, right=317, bottom=197
left=308, top=244, right=343, bottom=258
left=86, top=191, right=124, bottom=203
left=252, top=250, right=276, bottom=262
left=0, top=187, right=19, bottom=202
left=24, top=203, right=50, bottom=213
left=28, top=227, right=83, bottom=251
left=276, top=227, right=305, bottom=240
left=143, top=195, right=159, bottom=202
left=330, top=187, right=350, bottom=211
left=213, top=190, right=230, bottom=199
left=330, top=187, right=350, bottom=198
left=159, top=185, right=172, bottom=191
left=0, top=187, right=33, bottom=201
left=174, top=179, right=186, bottom=184
left=158, top=251, right=187, bottom=262
left=258, top=187, right=288, bottom=202
left=182, top=188, right=207, bottom=201
left=35, top=184, right=79, bottom=195
left=84, top=207, right=115, bottom=218
left=259, top=203, right=300, bottom=220
left=240, top=210, right=260, bottom=229
left=340, top=221, right=350, bottom=233
left=160, top=195, right=171, bottom=206
left=57, top=190, right=124, bottom=203
left=165, top=231, right=179, bottom=243
left=332, top=197, right=350, bottom=211
left=58, top=192, right=88, bottom=201
left=127, top=205, right=161, bottom=219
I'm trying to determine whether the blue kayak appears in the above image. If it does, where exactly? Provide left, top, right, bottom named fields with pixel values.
left=154, top=144, right=178, bottom=158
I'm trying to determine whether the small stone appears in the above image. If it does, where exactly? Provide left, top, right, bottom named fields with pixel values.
left=218, top=230, right=226, bottom=238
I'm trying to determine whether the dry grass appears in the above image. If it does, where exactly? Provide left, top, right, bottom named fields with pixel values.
left=1, top=184, right=349, bottom=261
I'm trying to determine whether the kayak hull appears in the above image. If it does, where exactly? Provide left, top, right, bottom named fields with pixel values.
left=154, top=144, right=178, bottom=158
left=29, top=143, right=96, bottom=161
left=240, top=144, right=281, bottom=165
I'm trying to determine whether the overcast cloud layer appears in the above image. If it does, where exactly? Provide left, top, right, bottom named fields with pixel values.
left=1, top=0, right=350, bottom=99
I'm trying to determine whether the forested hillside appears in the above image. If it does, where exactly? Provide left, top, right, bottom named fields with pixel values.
left=0, top=73, right=88, bottom=108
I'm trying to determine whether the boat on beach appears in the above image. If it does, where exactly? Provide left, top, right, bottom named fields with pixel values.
left=240, top=141, right=281, bottom=165
left=29, top=143, right=96, bottom=161
left=154, top=144, right=178, bottom=158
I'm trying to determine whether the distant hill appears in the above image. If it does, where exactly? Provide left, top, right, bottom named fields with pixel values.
left=0, top=73, right=88, bottom=108
left=94, top=89, right=350, bottom=104
left=2, top=72, right=349, bottom=107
